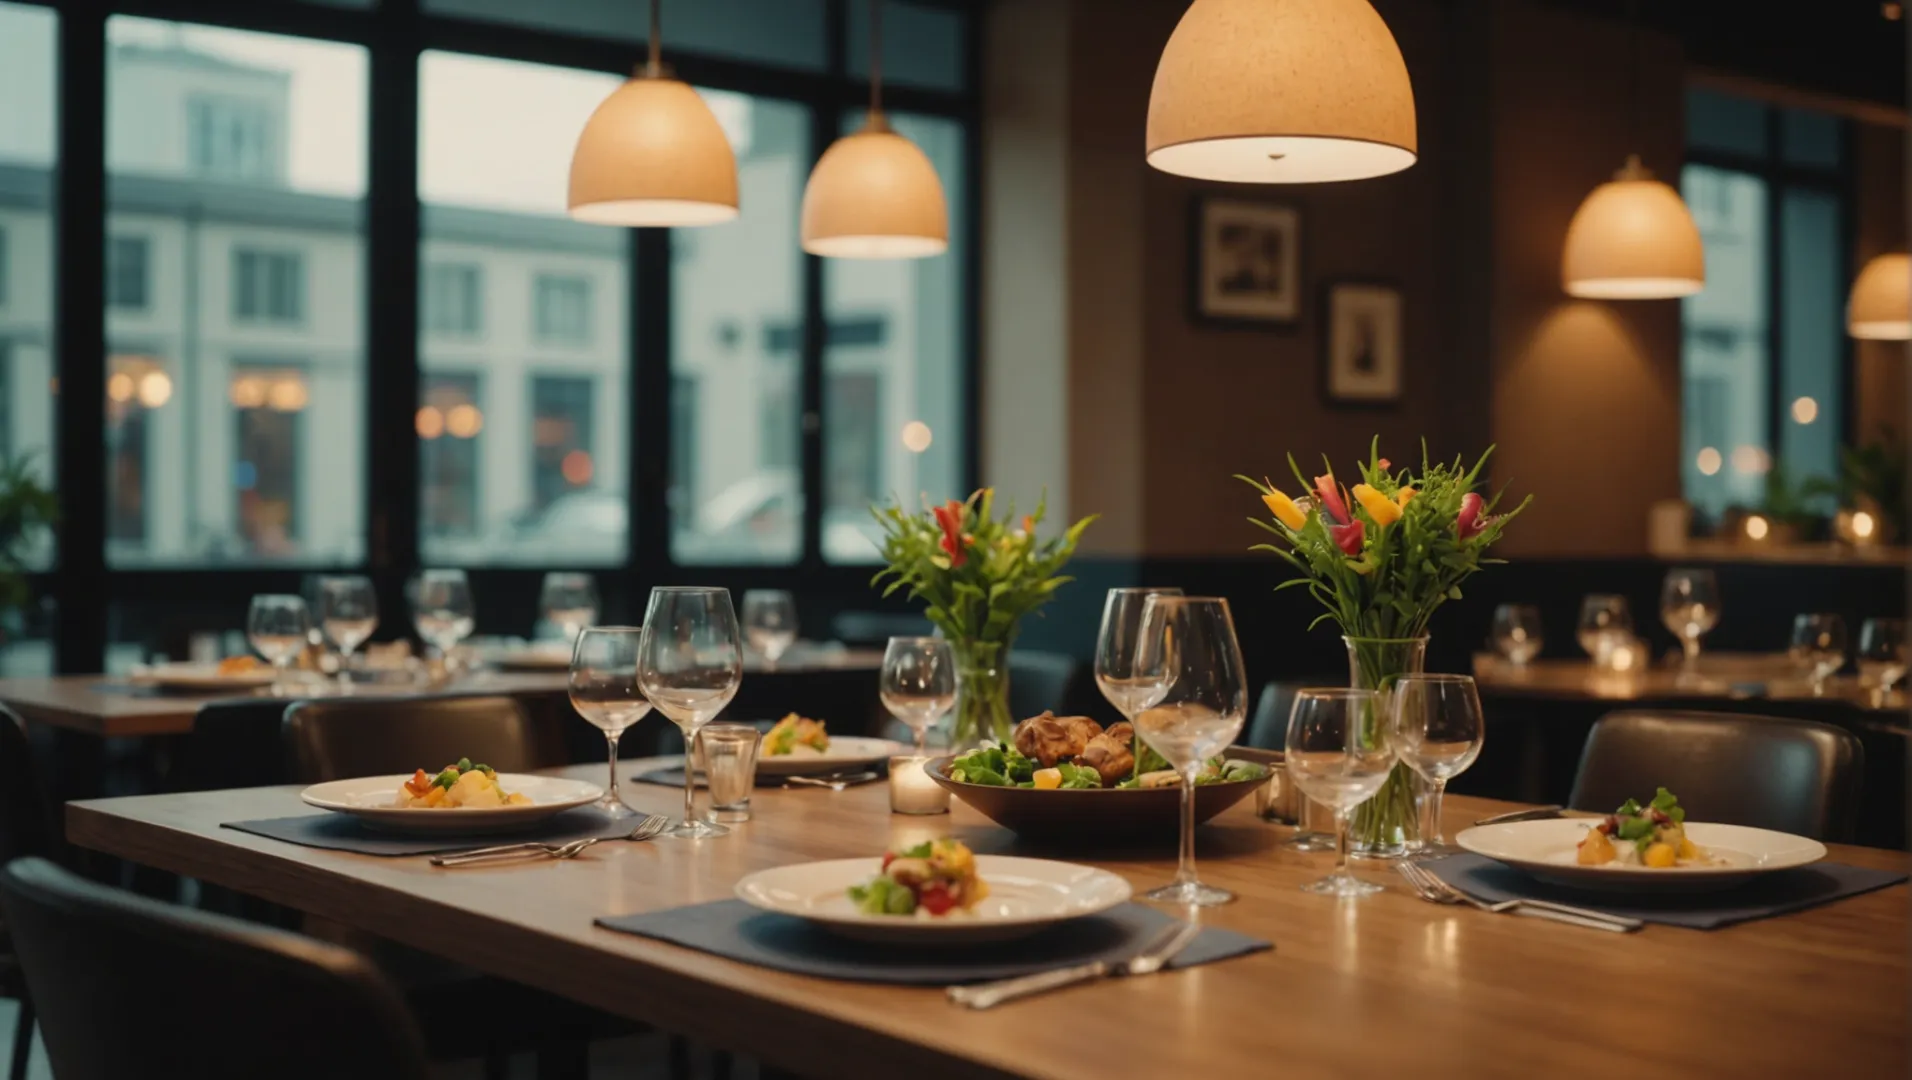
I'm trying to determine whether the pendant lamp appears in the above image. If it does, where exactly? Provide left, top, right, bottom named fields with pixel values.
left=1847, top=253, right=1910, bottom=340
left=1144, top=0, right=1418, bottom=184
left=1560, top=2, right=1703, bottom=299
left=801, top=0, right=948, bottom=257
left=568, top=0, right=739, bottom=227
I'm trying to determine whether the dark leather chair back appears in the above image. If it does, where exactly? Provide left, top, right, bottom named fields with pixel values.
left=1244, top=680, right=1335, bottom=750
left=0, top=857, right=429, bottom=1080
left=0, top=707, right=50, bottom=868
left=1009, top=651, right=1078, bottom=719
left=178, top=698, right=297, bottom=793
left=1569, top=710, right=1864, bottom=841
left=284, top=695, right=566, bottom=783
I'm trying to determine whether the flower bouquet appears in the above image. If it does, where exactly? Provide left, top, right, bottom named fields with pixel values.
left=1239, top=440, right=1528, bottom=854
left=871, top=490, right=1096, bottom=748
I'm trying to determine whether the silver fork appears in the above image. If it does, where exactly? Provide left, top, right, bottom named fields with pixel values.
left=430, top=813, right=671, bottom=867
left=783, top=771, right=879, bottom=791
left=1395, top=861, right=1641, bottom=933
left=945, top=920, right=1202, bottom=1010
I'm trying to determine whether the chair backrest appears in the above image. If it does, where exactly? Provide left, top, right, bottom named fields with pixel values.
left=178, top=697, right=299, bottom=793
left=1243, top=680, right=1334, bottom=750
left=284, top=694, right=566, bottom=783
left=1569, top=710, right=1865, bottom=841
left=1009, top=651, right=1079, bottom=719
left=0, top=857, right=429, bottom=1080
left=0, top=705, right=51, bottom=867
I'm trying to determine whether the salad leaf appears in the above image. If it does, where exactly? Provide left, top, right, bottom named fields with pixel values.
left=1132, top=741, right=1170, bottom=778
left=899, top=841, right=932, bottom=859
left=1615, top=798, right=1642, bottom=816
left=954, top=765, right=1008, bottom=786
left=1616, top=817, right=1655, bottom=842
left=1053, top=762, right=1102, bottom=789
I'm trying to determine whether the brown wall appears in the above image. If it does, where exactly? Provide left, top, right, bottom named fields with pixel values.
left=1854, top=120, right=1908, bottom=446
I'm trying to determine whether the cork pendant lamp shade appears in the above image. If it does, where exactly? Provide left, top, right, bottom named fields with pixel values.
left=1561, top=156, right=1705, bottom=299
left=801, top=0, right=948, bottom=258
left=568, top=0, right=739, bottom=227
left=1145, top=0, right=1419, bottom=184
left=1847, top=253, right=1911, bottom=340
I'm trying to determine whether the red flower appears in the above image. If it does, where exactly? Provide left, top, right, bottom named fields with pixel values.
left=1457, top=493, right=1488, bottom=539
left=932, top=500, right=970, bottom=567
left=1330, top=518, right=1365, bottom=557
left=1314, top=473, right=1352, bottom=525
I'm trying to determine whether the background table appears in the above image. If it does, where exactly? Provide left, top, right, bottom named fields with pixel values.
left=67, top=763, right=1908, bottom=1080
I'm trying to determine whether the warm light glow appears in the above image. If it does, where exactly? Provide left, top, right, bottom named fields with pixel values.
left=900, top=420, right=933, bottom=453
left=1745, top=514, right=1771, bottom=541
left=230, top=376, right=268, bottom=409
left=1144, top=0, right=1418, bottom=184
left=136, top=370, right=173, bottom=408
left=1886, top=2, right=1904, bottom=21
left=1791, top=396, right=1819, bottom=425
left=1562, top=157, right=1705, bottom=300
left=267, top=378, right=309, bottom=412
left=802, top=119, right=949, bottom=258
left=106, top=371, right=135, bottom=404
left=415, top=406, right=445, bottom=440
left=1853, top=511, right=1877, bottom=539
left=445, top=403, right=484, bottom=439
left=1730, top=445, right=1771, bottom=475
left=1847, top=253, right=1911, bottom=340
left=1695, top=447, right=1722, bottom=476
left=561, top=449, right=594, bottom=485
left=568, top=76, right=740, bottom=227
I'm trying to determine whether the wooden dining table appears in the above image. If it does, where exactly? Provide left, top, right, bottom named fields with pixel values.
left=66, top=761, right=1908, bottom=1079
left=1472, top=653, right=1905, bottom=714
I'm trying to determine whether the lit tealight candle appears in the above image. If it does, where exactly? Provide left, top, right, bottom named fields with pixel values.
left=889, top=755, right=949, bottom=815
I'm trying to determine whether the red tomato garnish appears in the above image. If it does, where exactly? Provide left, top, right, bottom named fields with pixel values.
left=918, top=882, right=955, bottom=916
left=881, top=852, right=896, bottom=871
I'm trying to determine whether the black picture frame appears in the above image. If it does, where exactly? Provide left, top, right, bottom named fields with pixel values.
left=1188, top=195, right=1302, bottom=327
left=1320, top=279, right=1404, bottom=407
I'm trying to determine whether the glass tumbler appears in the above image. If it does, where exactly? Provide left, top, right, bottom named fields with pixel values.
left=700, top=723, right=762, bottom=824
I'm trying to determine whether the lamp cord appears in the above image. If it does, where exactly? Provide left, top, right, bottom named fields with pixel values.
left=646, top=0, right=662, bottom=76
left=870, top=0, right=883, bottom=116
left=1625, top=0, right=1639, bottom=156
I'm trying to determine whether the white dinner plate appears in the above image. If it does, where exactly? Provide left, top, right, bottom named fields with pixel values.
left=490, top=644, right=574, bottom=672
left=750, top=736, right=906, bottom=777
left=1455, top=818, right=1828, bottom=892
left=136, top=661, right=279, bottom=691
left=734, top=855, right=1132, bottom=944
left=299, top=773, right=604, bottom=835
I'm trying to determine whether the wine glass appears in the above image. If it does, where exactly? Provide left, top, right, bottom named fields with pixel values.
left=880, top=636, right=956, bottom=754
left=1858, top=618, right=1908, bottom=704
left=412, top=569, right=475, bottom=660
left=318, top=575, right=378, bottom=687
left=1489, top=604, right=1543, bottom=665
left=1130, top=595, right=1247, bottom=906
left=638, top=587, right=744, bottom=839
left=1094, top=586, right=1184, bottom=721
left=1387, top=674, right=1484, bottom=854
left=540, top=572, right=599, bottom=643
left=741, top=590, right=799, bottom=666
left=1576, top=595, right=1633, bottom=662
left=248, top=594, right=310, bottom=698
left=569, top=627, right=653, bottom=820
left=1789, top=613, right=1848, bottom=696
left=1659, top=569, right=1721, bottom=667
left=1285, top=688, right=1395, bottom=897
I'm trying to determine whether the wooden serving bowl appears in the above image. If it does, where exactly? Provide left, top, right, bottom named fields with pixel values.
left=924, top=755, right=1268, bottom=843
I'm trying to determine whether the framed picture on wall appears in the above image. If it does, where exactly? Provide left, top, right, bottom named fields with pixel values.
left=1191, top=196, right=1301, bottom=325
left=1323, top=281, right=1403, bottom=405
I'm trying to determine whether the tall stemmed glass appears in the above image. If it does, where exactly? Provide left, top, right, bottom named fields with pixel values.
left=880, top=636, right=956, bottom=754
left=1130, top=595, right=1247, bottom=907
left=248, top=595, right=310, bottom=698
left=1285, top=688, right=1396, bottom=897
left=1789, top=613, right=1848, bottom=696
left=1858, top=617, right=1908, bottom=705
left=1094, top=587, right=1183, bottom=723
left=569, top=627, right=652, bottom=820
left=413, top=569, right=475, bottom=660
left=540, top=572, right=600, bottom=643
left=1659, top=569, right=1721, bottom=668
left=1387, top=674, right=1484, bottom=855
left=638, top=587, right=744, bottom=839
left=1577, top=595, right=1633, bottom=661
left=741, top=590, right=799, bottom=666
left=318, top=575, right=378, bottom=688
left=1489, top=604, right=1543, bottom=665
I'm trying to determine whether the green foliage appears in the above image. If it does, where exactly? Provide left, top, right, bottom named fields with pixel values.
left=1237, top=438, right=1529, bottom=640
left=0, top=454, right=56, bottom=612
left=1803, top=431, right=1907, bottom=538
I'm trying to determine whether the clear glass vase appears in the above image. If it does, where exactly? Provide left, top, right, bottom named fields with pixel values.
left=951, top=639, right=1014, bottom=751
left=1344, top=635, right=1428, bottom=857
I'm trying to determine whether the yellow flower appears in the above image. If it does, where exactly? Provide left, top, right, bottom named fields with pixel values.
left=1352, top=483, right=1403, bottom=527
left=1396, top=487, right=1417, bottom=507
left=1260, top=489, right=1307, bottom=530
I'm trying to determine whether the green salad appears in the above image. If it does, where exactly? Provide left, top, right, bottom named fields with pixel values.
left=944, top=741, right=1264, bottom=790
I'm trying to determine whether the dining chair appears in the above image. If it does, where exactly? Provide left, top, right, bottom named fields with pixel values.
left=284, top=693, right=569, bottom=781
left=1569, top=710, right=1865, bottom=841
left=1244, top=680, right=1332, bottom=750
left=0, top=707, right=53, bottom=1080
left=1008, top=651, right=1079, bottom=719
left=0, top=856, right=431, bottom=1080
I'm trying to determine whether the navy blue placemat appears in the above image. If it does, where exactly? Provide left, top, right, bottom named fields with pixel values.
left=632, top=768, right=793, bottom=790
left=1426, top=853, right=1907, bottom=929
left=222, top=807, right=633, bottom=857
left=595, top=899, right=1269, bottom=985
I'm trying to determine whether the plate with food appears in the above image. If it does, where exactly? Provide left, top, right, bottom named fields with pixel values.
left=1455, top=788, right=1828, bottom=892
left=734, top=839, right=1131, bottom=944
left=750, top=714, right=904, bottom=777
left=926, top=712, right=1270, bottom=841
left=134, top=657, right=280, bottom=692
left=300, top=758, right=604, bottom=835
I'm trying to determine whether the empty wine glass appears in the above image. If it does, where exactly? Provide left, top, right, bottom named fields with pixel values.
left=1859, top=618, right=1908, bottom=704
left=1131, top=596, right=1247, bottom=906
left=1790, top=614, right=1848, bottom=696
left=1576, top=595, right=1633, bottom=663
left=1285, top=688, right=1395, bottom=897
left=1388, top=674, right=1484, bottom=854
left=880, top=636, right=956, bottom=754
left=248, top=594, right=310, bottom=698
left=318, top=575, right=378, bottom=688
left=1660, top=569, right=1721, bottom=668
left=569, top=627, right=653, bottom=820
left=1094, top=586, right=1184, bottom=722
left=540, top=572, right=599, bottom=643
left=1489, top=604, right=1543, bottom=665
left=413, top=569, right=475, bottom=659
left=741, top=590, right=799, bottom=666
left=638, top=587, right=744, bottom=839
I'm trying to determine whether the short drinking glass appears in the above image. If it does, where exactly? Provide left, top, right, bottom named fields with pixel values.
left=699, top=723, right=762, bottom=824
left=741, top=589, right=799, bottom=665
left=1577, top=594, right=1633, bottom=661
left=880, top=636, right=956, bottom=754
left=540, top=572, right=600, bottom=643
left=1489, top=603, right=1543, bottom=665
left=1387, top=674, right=1484, bottom=854
left=568, top=627, right=652, bottom=820
left=1285, top=688, right=1395, bottom=897
left=1858, top=617, right=1908, bottom=702
left=1789, top=613, right=1848, bottom=695
left=638, top=587, right=744, bottom=839
left=248, top=594, right=311, bottom=697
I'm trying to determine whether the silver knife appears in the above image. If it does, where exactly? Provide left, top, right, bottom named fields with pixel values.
left=946, top=920, right=1202, bottom=1010
left=783, top=771, right=879, bottom=790
left=1473, top=805, right=1565, bottom=826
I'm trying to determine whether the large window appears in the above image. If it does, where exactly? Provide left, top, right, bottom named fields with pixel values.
left=423, top=261, right=481, bottom=337
left=1681, top=87, right=1849, bottom=523
left=232, top=248, right=305, bottom=323
left=106, top=234, right=149, bottom=310
left=533, top=272, right=592, bottom=345
left=230, top=364, right=306, bottom=555
left=419, top=372, right=482, bottom=542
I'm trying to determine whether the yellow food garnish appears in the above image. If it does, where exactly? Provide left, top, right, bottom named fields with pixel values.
left=1577, top=830, right=1615, bottom=866
left=1032, top=768, right=1061, bottom=790
left=1643, top=842, right=1677, bottom=868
